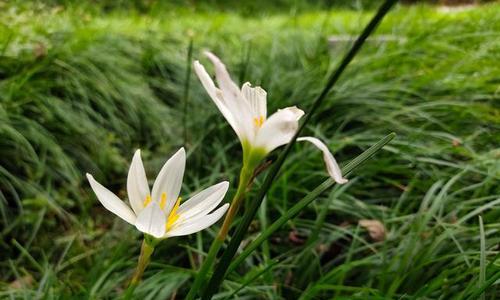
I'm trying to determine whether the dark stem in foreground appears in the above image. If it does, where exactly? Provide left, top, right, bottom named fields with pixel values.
left=201, top=0, right=399, bottom=298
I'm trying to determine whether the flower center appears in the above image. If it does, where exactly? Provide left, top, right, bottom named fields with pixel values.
left=143, top=193, right=182, bottom=231
left=166, top=197, right=181, bottom=231
left=253, top=116, right=264, bottom=128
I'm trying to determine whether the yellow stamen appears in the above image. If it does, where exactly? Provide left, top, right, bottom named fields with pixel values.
left=253, top=116, right=264, bottom=128
left=160, top=192, right=167, bottom=210
left=143, top=195, right=151, bottom=207
left=166, top=197, right=182, bottom=231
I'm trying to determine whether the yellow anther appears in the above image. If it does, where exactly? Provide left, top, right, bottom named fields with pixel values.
left=143, top=195, right=151, bottom=207
left=166, top=197, right=182, bottom=231
left=160, top=192, right=167, bottom=210
left=253, top=116, right=264, bottom=128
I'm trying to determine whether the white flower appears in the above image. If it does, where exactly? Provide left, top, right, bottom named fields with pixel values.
left=193, top=52, right=347, bottom=184
left=86, top=148, right=230, bottom=239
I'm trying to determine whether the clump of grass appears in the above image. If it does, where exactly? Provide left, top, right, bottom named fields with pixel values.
left=0, top=1, right=498, bottom=299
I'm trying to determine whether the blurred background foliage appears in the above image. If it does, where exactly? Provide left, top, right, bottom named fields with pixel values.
left=0, top=0, right=499, bottom=298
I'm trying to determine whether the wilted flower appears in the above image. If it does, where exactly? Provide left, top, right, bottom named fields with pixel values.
left=194, top=52, right=347, bottom=184
left=86, top=148, right=229, bottom=239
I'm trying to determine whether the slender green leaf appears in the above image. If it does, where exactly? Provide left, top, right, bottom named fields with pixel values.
left=227, top=132, right=395, bottom=275
left=478, top=216, right=486, bottom=300
left=201, top=1, right=399, bottom=297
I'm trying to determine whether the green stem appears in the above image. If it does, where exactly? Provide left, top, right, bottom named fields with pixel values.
left=123, top=239, right=156, bottom=300
left=185, top=166, right=253, bottom=300
left=217, top=166, right=253, bottom=240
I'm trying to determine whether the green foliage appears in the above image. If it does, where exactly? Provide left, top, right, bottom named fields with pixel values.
left=0, top=1, right=499, bottom=299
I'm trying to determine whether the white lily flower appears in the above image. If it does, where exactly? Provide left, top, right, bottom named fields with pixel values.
left=86, top=148, right=230, bottom=239
left=193, top=52, right=348, bottom=184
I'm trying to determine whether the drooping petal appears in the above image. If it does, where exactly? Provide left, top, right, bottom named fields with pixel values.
left=177, top=181, right=229, bottom=220
left=297, top=136, right=348, bottom=184
left=134, top=202, right=166, bottom=238
left=193, top=61, right=248, bottom=142
left=254, top=106, right=305, bottom=153
left=165, top=204, right=229, bottom=237
left=127, top=150, right=150, bottom=215
left=242, top=82, right=267, bottom=119
left=86, top=174, right=136, bottom=225
left=151, top=148, right=186, bottom=214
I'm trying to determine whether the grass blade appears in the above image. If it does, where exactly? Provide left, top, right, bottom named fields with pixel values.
left=478, top=216, right=486, bottom=300
left=466, top=270, right=500, bottom=300
left=201, top=0, right=398, bottom=297
left=183, top=37, right=194, bottom=145
left=224, top=259, right=280, bottom=300
left=227, top=133, right=395, bottom=275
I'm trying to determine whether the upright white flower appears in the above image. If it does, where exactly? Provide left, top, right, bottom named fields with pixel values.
left=193, top=52, right=348, bottom=184
left=86, top=148, right=230, bottom=239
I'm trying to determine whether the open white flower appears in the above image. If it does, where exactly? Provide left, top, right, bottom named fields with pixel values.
left=86, top=148, right=230, bottom=239
left=193, top=52, right=347, bottom=184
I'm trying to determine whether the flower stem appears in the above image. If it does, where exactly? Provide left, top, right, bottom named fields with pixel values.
left=123, top=239, right=156, bottom=300
left=185, top=165, right=253, bottom=300
left=217, top=166, right=252, bottom=240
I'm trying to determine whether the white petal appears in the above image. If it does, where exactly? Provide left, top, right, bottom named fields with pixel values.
left=204, top=51, right=240, bottom=99
left=254, top=106, right=305, bottom=153
left=193, top=60, right=219, bottom=101
left=151, top=148, right=186, bottom=214
left=86, top=174, right=136, bottom=225
left=193, top=61, right=245, bottom=141
left=297, top=137, right=348, bottom=184
left=165, top=204, right=229, bottom=237
left=203, top=52, right=255, bottom=142
left=134, top=202, right=166, bottom=238
left=242, top=82, right=267, bottom=119
left=127, top=150, right=150, bottom=215
left=177, top=181, right=229, bottom=220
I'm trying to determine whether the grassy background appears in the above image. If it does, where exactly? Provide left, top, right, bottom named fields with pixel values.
left=1, top=0, right=499, bottom=298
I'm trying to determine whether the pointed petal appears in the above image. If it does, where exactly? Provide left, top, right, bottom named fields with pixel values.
left=254, top=106, right=305, bottom=153
left=151, top=148, right=186, bottom=214
left=165, top=204, right=229, bottom=237
left=134, top=202, right=166, bottom=238
left=86, top=174, right=136, bottom=225
left=297, top=137, right=348, bottom=184
left=242, top=82, right=267, bottom=119
left=202, top=52, right=255, bottom=142
left=193, top=61, right=247, bottom=142
left=204, top=51, right=240, bottom=99
left=193, top=60, right=221, bottom=103
left=127, top=150, right=150, bottom=215
left=178, top=181, right=229, bottom=220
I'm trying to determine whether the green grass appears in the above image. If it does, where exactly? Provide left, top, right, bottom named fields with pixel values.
left=1, top=1, right=499, bottom=299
